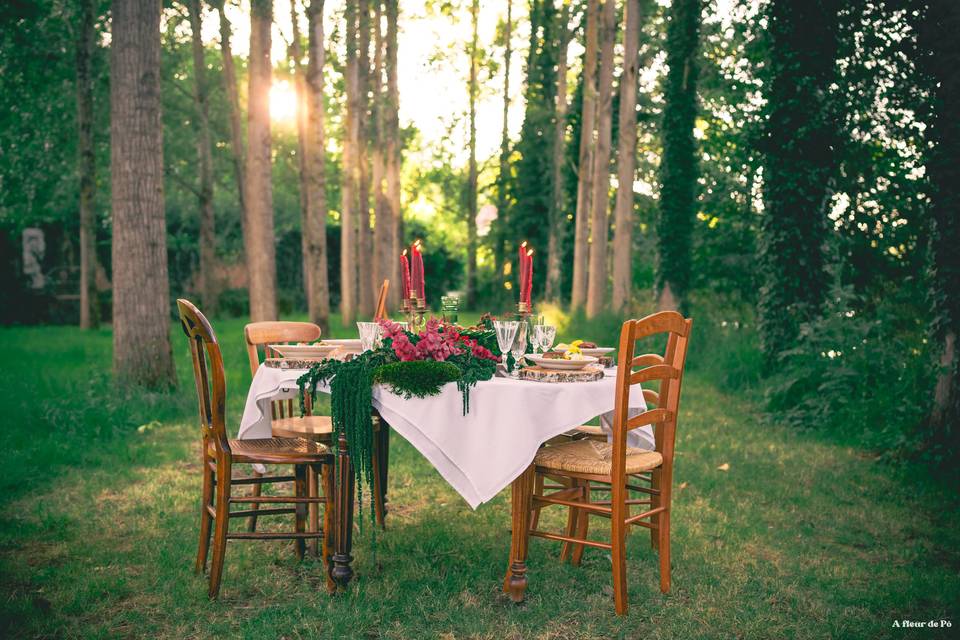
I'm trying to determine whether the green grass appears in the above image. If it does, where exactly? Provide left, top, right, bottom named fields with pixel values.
left=1, top=317, right=958, bottom=638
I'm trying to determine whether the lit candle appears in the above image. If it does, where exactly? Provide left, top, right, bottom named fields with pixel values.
left=411, top=240, right=425, bottom=301
left=400, top=250, right=412, bottom=298
left=518, top=241, right=528, bottom=303
left=525, top=248, right=534, bottom=305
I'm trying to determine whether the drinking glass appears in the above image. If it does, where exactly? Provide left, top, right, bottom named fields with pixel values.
left=440, top=295, right=460, bottom=325
left=357, top=322, right=382, bottom=352
left=537, top=324, right=557, bottom=353
left=510, top=321, right=528, bottom=377
left=493, top=320, right=520, bottom=371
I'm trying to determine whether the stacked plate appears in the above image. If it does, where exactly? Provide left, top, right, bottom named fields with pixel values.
left=524, top=354, right=599, bottom=371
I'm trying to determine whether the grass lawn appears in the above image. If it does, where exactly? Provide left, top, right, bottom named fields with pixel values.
left=1, top=317, right=958, bottom=639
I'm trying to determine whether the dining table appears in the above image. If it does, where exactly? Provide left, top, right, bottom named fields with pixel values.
left=238, top=361, right=653, bottom=586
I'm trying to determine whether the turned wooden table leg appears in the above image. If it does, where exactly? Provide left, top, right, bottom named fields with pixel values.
left=373, top=412, right=391, bottom=528
left=331, top=431, right=355, bottom=588
left=504, top=465, right=535, bottom=603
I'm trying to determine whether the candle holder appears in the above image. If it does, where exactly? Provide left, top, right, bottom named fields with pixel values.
left=402, top=294, right=427, bottom=333
left=516, top=301, right=532, bottom=320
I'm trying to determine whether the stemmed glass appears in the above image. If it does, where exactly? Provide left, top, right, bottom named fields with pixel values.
left=534, top=324, right=557, bottom=354
left=510, top=321, right=528, bottom=377
left=493, top=320, right=520, bottom=372
left=357, top=322, right=383, bottom=351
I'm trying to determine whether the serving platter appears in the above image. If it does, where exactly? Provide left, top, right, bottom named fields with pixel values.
left=321, top=338, right=363, bottom=351
left=580, top=347, right=615, bottom=357
left=269, top=343, right=337, bottom=359
left=524, top=354, right=599, bottom=371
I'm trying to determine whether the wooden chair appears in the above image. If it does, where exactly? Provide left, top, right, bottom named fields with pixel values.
left=244, top=321, right=389, bottom=530
left=177, top=299, right=335, bottom=599
left=503, top=311, right=693, bottom=615
left=374, top=279, right=389, bottom=321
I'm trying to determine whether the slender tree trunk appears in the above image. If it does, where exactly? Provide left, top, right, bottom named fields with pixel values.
left=545, top=0, right=570, bottom=301
left=371, top=1, right=392, bottom=308
left=466, top=0, right=479, bottom=308
left=585, top=0, right=616, bottom=317
left=76, top=0, right=99, bottom=329
left=571, top=0, right=598, bottom=309
left=110, top=0, right=175, bottom=388
left=245, top=0, right=278, bottom=321
left=495, top=0, right=513, bottom=301
left=305, top=0, right=330, bottom=332
left=612, top=0, right=641, bottom=311
left=341, top=0, right=359, bottom=325
left=385, top=0, right=402, bottom=307
left=289, top=0, right=312, bottom=317
left=357, top=0, right=375, bottom=317
left=216, top=2, right=246, bottom=227
left=187, top=0, right=218, bottom=315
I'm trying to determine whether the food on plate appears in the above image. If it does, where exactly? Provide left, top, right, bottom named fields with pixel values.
left=544, top=339, right=596, bottom=360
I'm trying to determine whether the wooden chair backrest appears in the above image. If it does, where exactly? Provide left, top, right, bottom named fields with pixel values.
left=244, top=321, right=321, bottom=419
left=177, top=299, right=231, bottom=457
left=375, top=279, right=389, bottom=321
left=611, top=311, right=693, bottom=484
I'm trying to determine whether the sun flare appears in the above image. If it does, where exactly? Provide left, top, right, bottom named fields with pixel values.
left=269, top=79, right=298, bottom=123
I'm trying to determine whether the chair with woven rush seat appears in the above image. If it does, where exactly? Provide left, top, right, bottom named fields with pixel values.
left=177, top=299, right=335, bottom=599
left=503, top=310, right=693, bottom=615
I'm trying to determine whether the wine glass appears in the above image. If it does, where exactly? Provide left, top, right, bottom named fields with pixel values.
left=510, top=321, right=528, bottom=377
left=537, top=324, right=557, bottom=354
left=357, top=322, right=382, bottom=351
left=493, top=320, right=520, bottom=371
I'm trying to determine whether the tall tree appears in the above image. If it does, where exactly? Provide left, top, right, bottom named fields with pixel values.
left=758, top=0, right=841, bottom=363
left=917, top=0, right=960, bottom=460
left=371, top=0, right=393, bottom=307
left=187, top=0, right=218, bottom=314
left=245, top=0, right=277, bottom=321
left=110, top=0, right=175, bottom=387
left=585, top=0, right=616, bottom=317
left=304, top=0, right=330, bottom=331
left=495, top=0, right=513, bottom=299
left=75, top=0, right=99, bottom=329
left=571, top=0, right=599, bottom=308
left=289, top=0, right=312, bottom=320
left=656, top=0, right=701, bottom=311
left=611, top=0, right=642, bottom=310
left=465, top=0, right=480, bottom=308
left=214, top=1, right=246, bottom=226
left=385, top=0, right=402, bottom=307
left=341, top=0, right=360, bottom=325
left=357, top=0, right=375, bottom=317
left=545, top=0, right=571, bottom=301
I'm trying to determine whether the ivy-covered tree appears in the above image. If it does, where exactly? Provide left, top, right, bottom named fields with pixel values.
left=656, top=0, right=702, bottom=312
left=757, top=0, right=842, bottom=365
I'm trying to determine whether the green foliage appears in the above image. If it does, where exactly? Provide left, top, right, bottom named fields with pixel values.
left=373, top=360, right=462, bottom=399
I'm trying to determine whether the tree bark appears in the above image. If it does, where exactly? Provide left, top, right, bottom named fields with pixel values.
left=187, top=0, right=218, bottom=315
left=356, top=0, right=375, bottom=317
left=371, top=0, right=392, bottom=310
left=385, top=0, right=402, bottom=307
left=495, top=0, right=513, bottom=303
left=341, top=0, right=359, bottom=325
left=215, top=1, right=246, bottom=228
left=245, top=0, right=278, bottom=321
left=304, top=0, right=330, bottom=332
left=110, top=0, right=175, bottom=388
left=289, top=0, right=312, bottom=320
left=611, top=0, right=641, bottom=311
left=76, top=0, right=99, bottom=329
left=465, top=0, right=479, bottom=308
left=571, top=0, right=598, bottom=309
left=585, top=0, right=616, bottom=317
left=545, top=0, right=570, bottom=302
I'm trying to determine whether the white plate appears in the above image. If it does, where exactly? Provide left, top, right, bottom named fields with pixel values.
left=525, top=354, right=599, bottom=370
left=269, top=343, right=336, bottom=359
left=580, top=347, right=615, bottom=357
left=321, top=338, right=363, bottom=351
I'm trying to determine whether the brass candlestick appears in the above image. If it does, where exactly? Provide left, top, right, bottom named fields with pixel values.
left=403, top=294, right=427, bottom=333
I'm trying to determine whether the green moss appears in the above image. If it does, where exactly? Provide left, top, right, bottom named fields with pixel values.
left=373, top=360, right=462, bottom=399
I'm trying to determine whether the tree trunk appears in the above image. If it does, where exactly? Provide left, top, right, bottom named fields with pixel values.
left=187, top=0, right=218, bottom=315
left=341, top=0, right=359, bottom=325
left=356, top=0, right=375, bottom=317
left=585, top=0, right=616, bottom=318
left=385, top=0, right=402, bottom=307
left=571, top=0, right=598, bottom=309
left=245, top=0, right=278, bottom=321
left=110, top=0, right=175, bottom=388
left=495, top=0, right=513, bottom=303
left=371, top=0, right=392, bottom=310
left=305, top=0, right=330, bottom=332
left=611, top=0, right=642, bottom=311
left=216, top=2, right=246, bottom=228
left=289, top=0, right=312, bottom=320
left=466, top=0, right=479, bottom=308
left=76, top=0, right=99, bottom=329
left=545, top=0, right=570, bottom=302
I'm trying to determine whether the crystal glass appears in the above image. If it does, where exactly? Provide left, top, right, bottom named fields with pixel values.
left=440, top=295, right=460, bottom=325
left=357, top=322, right=382, bottom=352
left=510, top=321, right=528, bottom=377
left=493, top=320, right=520, bottom=371
left=535, top=324, right=557, bottom=353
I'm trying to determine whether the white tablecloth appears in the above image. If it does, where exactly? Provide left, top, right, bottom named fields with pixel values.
left=239, top=365, right=651, bottom=509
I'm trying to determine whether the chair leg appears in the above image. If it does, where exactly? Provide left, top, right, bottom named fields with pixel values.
left=530, top=473, right=545, bottom=531
left=611, top=481, right=628, bottom=615
left=195, top=458, right=215, bottom=574
left=294, top=464, right=307, bottom=561
left=649, top=470, right=661, bottom=550
left=208, top=460, right=231, bottom=599
left=559, top=478, right=580, bottom=562
left=308, top=466, right=320, bottom=557
left=320, top=462, right=336, bottom=594
left=571, top=480, right=590, bottom=567
left=658, top=508, right=671, bottom=593
left=247, top=469, right=263, bottom=533
left=503, top=465, right=536, bottom=602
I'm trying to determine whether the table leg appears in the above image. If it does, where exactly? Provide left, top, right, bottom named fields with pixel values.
left=331, top=431, right=355, bottom=588
left=505, top=464, right=535, bottom=603
left=373, top=412, right=391, bottom=528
